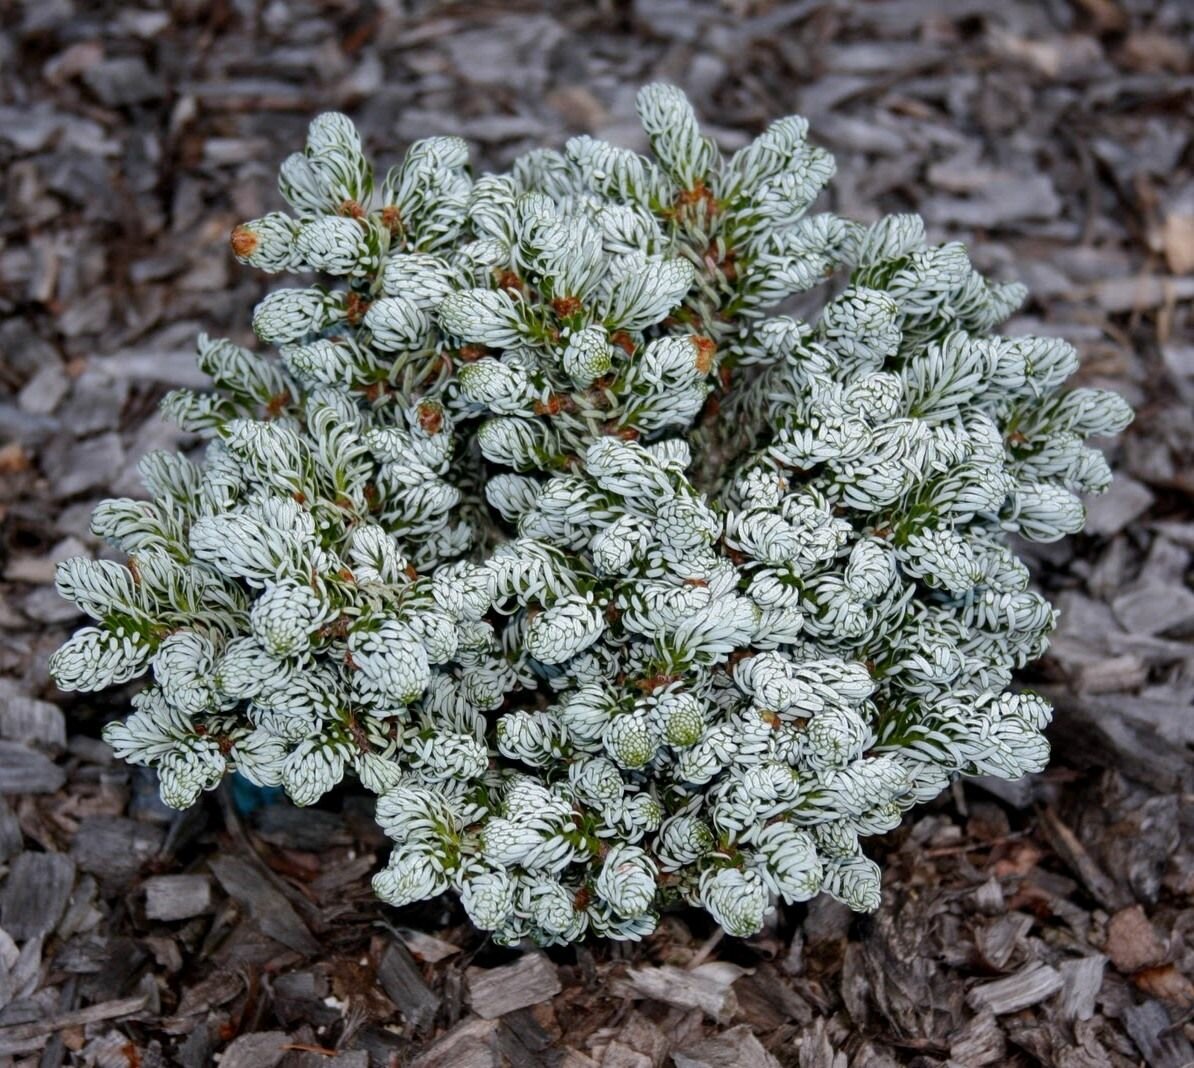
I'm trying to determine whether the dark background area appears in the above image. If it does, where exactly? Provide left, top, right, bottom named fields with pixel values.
left=0, top=2, right=1192, bottom=1065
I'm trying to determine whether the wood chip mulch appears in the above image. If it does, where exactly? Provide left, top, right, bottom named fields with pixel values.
left=1, top=1, right=1192, bottom=1065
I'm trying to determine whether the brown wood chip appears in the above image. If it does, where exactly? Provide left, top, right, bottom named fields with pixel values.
left=143, top=873, right=213, bottom=921
left=70, top=816, right=165, bottom=887
left=409, top=1017, right=502, bottom=1068
left=0, top=6, right=1191, bottom=1068
left=217, top=1030, right=289, bottom=1068
left=673, top=1024, right=781, bottom=1068
left=0, top=851, right=75, bottom=940
left=466, top=953, right=561, bottom=1020
left=1059, top=954, right=1106, bottom=1021
left=0, top=994, right=146, bottom=1046
left=1122, top=1000, right=1194, bottom=1068
left=975, top=911, right=1034, bottom=970
left=967, top=962, right=1064, bottom=1015
left=0, top=741, right=65, bottom=795
left=1106, top=905, right=1169, bottom=974
left=378, top=939, right=440, bottom=1030
left=949, top=1009, right=1006, bottom=1066
left=1038, top=807, right=1129, bottom=910
left=208, top=856, right=319, bottom=957
left=0, top=694, right=66, bottom=750
left=618, top=963, right=745, bottom=1023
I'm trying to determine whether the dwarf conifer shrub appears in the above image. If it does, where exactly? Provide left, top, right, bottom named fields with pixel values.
left=51, top=87, right=1132, bottom=942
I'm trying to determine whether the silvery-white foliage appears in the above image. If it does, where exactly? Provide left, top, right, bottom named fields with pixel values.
left=51, top=86, right=1132, bottom=946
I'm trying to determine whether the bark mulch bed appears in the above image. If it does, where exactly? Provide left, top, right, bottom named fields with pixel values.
left=1, top=1, right=1192, bottom=1064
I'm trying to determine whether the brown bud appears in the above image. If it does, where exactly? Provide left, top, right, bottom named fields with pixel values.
left=345, top=292, right=371, bottom=325
left=230, top=225, right=258, bottom=259
left=610, top=330, right=636, bottom=356
left=551, top=295, right=582, bottom=318
left=265, top=389, right=292, bottom=418
left=417, top=400, right=444, bottom=434
left=632, top=673, right=680, bottom=693
left=693, top=336, right=716, bottom=375
left=533, top=394, right=567, bottom=417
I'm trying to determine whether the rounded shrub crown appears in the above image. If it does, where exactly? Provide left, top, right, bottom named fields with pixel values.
left=51, top=86, right=1131, bottom=943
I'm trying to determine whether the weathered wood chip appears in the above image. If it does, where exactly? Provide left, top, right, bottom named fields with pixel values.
left=1123, top=1000, right=1194, bottom=1068
left=970, top=774, right=1035, bottom=809
left=409, top=1017, right=502, bottom=1068
left=1046, top=688, right=1194, bottom=794
left=618, top=963, right=744, bottom=1023
left=208, top=856, right=319, bottom=957
left=557, top=1052, right=600, bottom=1068
left=70, top=816, right=165, bottom=886
left=966, top=962, right=1063, bottom=1015
left=1039, top=806, right=1130, bottom=910
left=600, top=1043, right=654, bottom=1068
left=972, top=877, right=1005, bottom=915
left=0, top=994, right=146, bottom=1047
left=252, top=804, right=353, bottom=851
left=396, top=927, right=461, bottom=963
left=1071, top=653, right=1149, bottom=695
left=1084, top=476, right=1156, bottom=537
left=735, top=963, right=815, bottom=1029
left=922, top=174, right=1061, bottom=227
left=975, top=911, right=1033, bottom=970
left=0, top=1035, right=44, bottom=1058
left=173, top=967, right=245, bottom=1019
left=948, top=1009, right=1005, bottom=1066
left=1112, top=581, right=1194, bottom=637
left=597, top=1010, right=670, bottom=1067
left=272, top=968, right=327, bottom=1009
left=0, top=798, right=21, bottom=863
left=175, top=1023, right=217, bottom=1067
left=1059, top=954, right=1106, bottom=1021
left=0, top=925, right=16, bottom=972
left=466, top=952, right=561, bottom=1020
left=0, top=851, right=76, bottom=940
left=0, top=694, right=66, bottom=750
left=287, top=1053, right=368, bottom=1068
left=216, top=1030, right=289, bottom=1068
left=378, top=939, right=440, bottom=1030
left=143, top=874, right=212, bottom=922
left=499, top=1004, right=557, bottom=1061
left=7, top=932, right=42, bottom=1003
left=0, top=741, right=65, bottom=794
left=1083, top=274, right=1194, bottom=313
left=673, top=1024, right=780, bottom=1068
